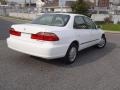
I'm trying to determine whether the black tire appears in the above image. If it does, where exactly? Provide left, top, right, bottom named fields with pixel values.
left=96, top=35, right=106, bottom=48
left=64, top=43, right=78, bottom=64
left=30, top=55, right=38, bottom=58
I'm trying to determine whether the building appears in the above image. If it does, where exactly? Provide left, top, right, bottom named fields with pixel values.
left=93, top=0, right=109, bottom=14
left=36, top=0, right=45, bottom=12
left=93, top=0, right=120, bottom=14
left=109, top=0, right=120, bottom=14
left=94, top=0, right=109, bottom=7
left=42, top=0, right=75, bottom=12
left=36, top=0, right=120, bottom=14
left=98, top=0, right=109, bottom=7
left=41, top=0, right=95, bottom=12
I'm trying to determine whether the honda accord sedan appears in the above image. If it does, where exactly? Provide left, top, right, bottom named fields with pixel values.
left=7, top=13, right=106, bottom=64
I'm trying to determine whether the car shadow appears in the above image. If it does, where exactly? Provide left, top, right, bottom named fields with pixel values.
left=32, top=42, right=116, bottom=68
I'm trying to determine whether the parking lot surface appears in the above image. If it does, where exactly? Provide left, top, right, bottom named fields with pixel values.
left=0, top=19, right=120, bottom=90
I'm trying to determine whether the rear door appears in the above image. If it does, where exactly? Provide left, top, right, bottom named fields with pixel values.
left=73, top=16, right=93, bottom=50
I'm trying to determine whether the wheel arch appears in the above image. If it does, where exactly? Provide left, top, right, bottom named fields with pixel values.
left=64, top=40, right=79, bottom=64
left=64, top=40, right=79, bottom=57
left=68, top=40, right=79, bottom=50
left=102, top=34, right=105, bottom=38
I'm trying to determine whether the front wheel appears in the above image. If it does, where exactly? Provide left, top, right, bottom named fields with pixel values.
left=64, top=43, right=78, bottom=64
left=96, top=35, right=106, bottom=48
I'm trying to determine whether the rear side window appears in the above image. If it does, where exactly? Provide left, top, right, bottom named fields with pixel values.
left=74, top=16, right=87, bottom=29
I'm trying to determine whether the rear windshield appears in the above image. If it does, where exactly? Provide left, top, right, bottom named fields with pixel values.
left=32, top=14, right=70, bottom=27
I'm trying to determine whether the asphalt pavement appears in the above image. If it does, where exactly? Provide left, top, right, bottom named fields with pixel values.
left=0, top=18, right=120, bottom=90
left=0, top=19, right=14, bottom=40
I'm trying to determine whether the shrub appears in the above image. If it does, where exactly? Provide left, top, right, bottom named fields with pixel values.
left=104, top=16, right=112, bottom=23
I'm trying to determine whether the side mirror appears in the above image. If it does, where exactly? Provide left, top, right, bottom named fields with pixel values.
left=97, top=25, right=102, bottom=29
left=90, top=18, right=94, bottom=21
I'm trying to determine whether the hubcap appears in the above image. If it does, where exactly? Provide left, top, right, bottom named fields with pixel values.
left=69, top=47, right=77, bottom=62
left=98, top=38, right=105, bottom=47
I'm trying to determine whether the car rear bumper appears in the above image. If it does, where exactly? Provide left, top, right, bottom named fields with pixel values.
left=7, top=38, right=68, bottom=59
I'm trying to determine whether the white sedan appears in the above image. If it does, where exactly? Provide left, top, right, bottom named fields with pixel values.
left=7, top=13, right=106, bottom=64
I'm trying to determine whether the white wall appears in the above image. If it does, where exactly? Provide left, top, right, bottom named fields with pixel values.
left=91, top=14, right=120, bottom=24
left=54, top=8, right=72, bottom=12
left=9, top=13, right=120, bottom=24
left=9, top=13, right=38, bottom=20
left=91, top=14, right=110, bottom=21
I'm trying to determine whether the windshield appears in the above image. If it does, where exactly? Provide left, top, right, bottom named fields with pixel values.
left=32, top=14, right=70, bottom=27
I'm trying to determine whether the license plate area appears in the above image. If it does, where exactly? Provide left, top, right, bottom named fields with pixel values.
left=21, top=33, right=31, bottom=39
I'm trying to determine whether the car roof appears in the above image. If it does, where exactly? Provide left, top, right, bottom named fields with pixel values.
left=43, top=13, right=86, bottom=17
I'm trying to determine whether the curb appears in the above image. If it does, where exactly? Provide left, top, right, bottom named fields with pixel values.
left=105, top=31, right=120, bottom=34
left=0, top=16, right=31, bottom=23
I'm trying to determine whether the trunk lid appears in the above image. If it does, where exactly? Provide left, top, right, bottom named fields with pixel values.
left=11, top=24, right=63, bottom=34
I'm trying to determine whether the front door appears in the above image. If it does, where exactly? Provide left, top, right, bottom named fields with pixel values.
left=83, top=16, right=101, bottom=44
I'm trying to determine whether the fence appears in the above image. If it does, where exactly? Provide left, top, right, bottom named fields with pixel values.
left=0, top=5, right=38, bottom=16
left=9, top=12, right=38, bottom=20
left=1, top=5, right=120, bottom=23
left=0, top=5, right=9, bottom=16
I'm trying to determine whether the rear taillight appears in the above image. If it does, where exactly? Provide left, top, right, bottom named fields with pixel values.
left=31, top=32, right=59, bottom=41
left=9, top=28, right=21, bottom=36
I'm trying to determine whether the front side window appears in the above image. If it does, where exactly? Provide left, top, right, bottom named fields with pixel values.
left=83, top=17, right=97, bottom=29
left=32, top=14, right=70, bottom=27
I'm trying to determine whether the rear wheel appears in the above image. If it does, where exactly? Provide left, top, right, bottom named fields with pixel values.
left=64, top=43, right=78, bottom=64
left=96, top=35, right=106, bottom=48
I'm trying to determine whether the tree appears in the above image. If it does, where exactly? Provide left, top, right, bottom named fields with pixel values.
left=71, top=0, right=91, bottom=16
left=0, top=0, right=7, bottom=5
left=41, top=0, right=48, bottom=3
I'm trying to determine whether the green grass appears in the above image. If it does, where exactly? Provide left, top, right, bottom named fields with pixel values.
left=101, top=23, right=120, bottom=31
